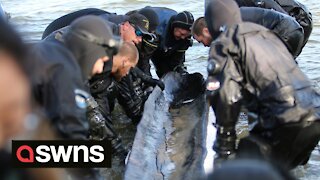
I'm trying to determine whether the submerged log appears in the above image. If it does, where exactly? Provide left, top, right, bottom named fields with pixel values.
left=125, top=72, right=208, bottom=180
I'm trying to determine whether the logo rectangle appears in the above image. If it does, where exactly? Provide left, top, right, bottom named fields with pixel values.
left=12, top=140, right=111, bottom=168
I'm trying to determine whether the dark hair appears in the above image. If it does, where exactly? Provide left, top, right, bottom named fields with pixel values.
left=0, top=19, right=25, bottom=61
left=192, top=17, right=207, bottom=36
left=125, top=10, right=138, bottom=16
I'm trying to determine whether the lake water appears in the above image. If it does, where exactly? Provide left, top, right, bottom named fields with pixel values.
left=2, top=0, right=319, bottom=179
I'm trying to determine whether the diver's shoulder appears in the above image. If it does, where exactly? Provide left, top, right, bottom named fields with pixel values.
left=32, top=40, right=78, bottom=69
left=234, top=22, right=270, bottom=35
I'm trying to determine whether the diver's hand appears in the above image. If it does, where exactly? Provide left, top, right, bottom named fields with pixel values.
left=174, top=65, right=188, bottom=75
left=148, top=79, right=165, bottom=90
left=156, top=80, right=165, bottom=90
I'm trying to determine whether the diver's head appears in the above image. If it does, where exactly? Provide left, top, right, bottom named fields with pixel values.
left=192, top=17, right=212, bottom=47
left=205, top=0, right=242, bottom=40
left=120, top=13, right=151, bottom=45
left=172, top=11, right=194, bottom=40
left=112, top=42, right=138, bottom=81
left=64, top=15, right=121, bottom=80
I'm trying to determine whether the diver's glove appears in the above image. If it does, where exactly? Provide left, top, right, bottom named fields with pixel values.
left=155, top=80, right=165, bottom=90
left=145, top=78, right=165, bottom=91
left=187, top=37, right=193, bottom=47
left=131, top=67, right=165, bottom=90
left=174, top=65, right=188, bottom=75
left=213, top=125, right=237, bottom=166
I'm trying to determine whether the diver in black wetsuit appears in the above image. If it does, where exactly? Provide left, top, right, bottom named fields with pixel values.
left=233, top=0, right=313, bottom=50
left=192, top=7, right=304, bottom=58
left=205, top=0, right=320, bottom=169
left=150, top=9, right=194, bottom=78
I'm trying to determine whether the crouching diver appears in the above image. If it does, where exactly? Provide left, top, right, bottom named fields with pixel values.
left=115, top=9, right=164, bottom=122
left=61, top=17, right=139, bottom=157
left=29, top=16, right=127, bottom=179
left=234, top=0, right=313, bottom=51
left=147, top=7, right=194, bottom=78
left=205, top=0, right=320, bottom=169
left=192, top=7, right=304, bottom=58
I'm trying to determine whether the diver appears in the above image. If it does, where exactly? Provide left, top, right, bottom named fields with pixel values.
left=43, top=8, right=165, bottom=124
left=192, top=7, right=304, bottom=58
left=147, top=8, right=195, bottom=78
left=233, top=0, right=313, bottom=51
left=205, top=0, right=320, bottom=169
left=129, top=7, right=194, bottom=78
left=127, top=7, right=161, bottom=76
left=116, top=7, right=195, bottom=121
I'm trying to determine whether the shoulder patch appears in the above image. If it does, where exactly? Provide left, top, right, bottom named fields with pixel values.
left=74, top=89, right=90, bottom=109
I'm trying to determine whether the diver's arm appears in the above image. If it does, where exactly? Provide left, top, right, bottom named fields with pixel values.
left=207, top=40, right=243, bottom=161
left=211, top=82, right=241, bottom=159
left=235, top=0, right=286, bottom=13
left=131, top=67, right=165, bottom=90
left=260, top=0, right=287, bottom=14
left=86, top=95, right=127, bottom=157
left=47, top=68, right=89, bottom=140
left=173, top=38, right=193, bottom=74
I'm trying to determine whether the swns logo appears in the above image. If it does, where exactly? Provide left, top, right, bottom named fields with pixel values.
left=12, top=140, right=111, bottom=168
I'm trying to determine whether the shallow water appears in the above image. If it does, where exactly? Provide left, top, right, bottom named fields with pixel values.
left=2, top=0, right=320, bottom=179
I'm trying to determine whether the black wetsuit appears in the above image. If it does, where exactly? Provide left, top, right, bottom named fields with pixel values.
left=88, top=59, right=115, bottom=122
left=27, top=51, right=104, bottom=178
left=240, top=7, right=304, bottom=58
left=235, top=0, right=313, bottom=48
left=29, top=40, right=89, bottom=140
left=147, top=7, right=193, bottom=78
left=206, top=0, right=320, bottom=169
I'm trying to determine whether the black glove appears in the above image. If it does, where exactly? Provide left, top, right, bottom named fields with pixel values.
left=213, top=125, right=237, bottom=163
left=156, top=80, right=165, bottom=91
left=145, top=78, right=164, bottom=91
left=174, top=65, right=188, bottom=75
